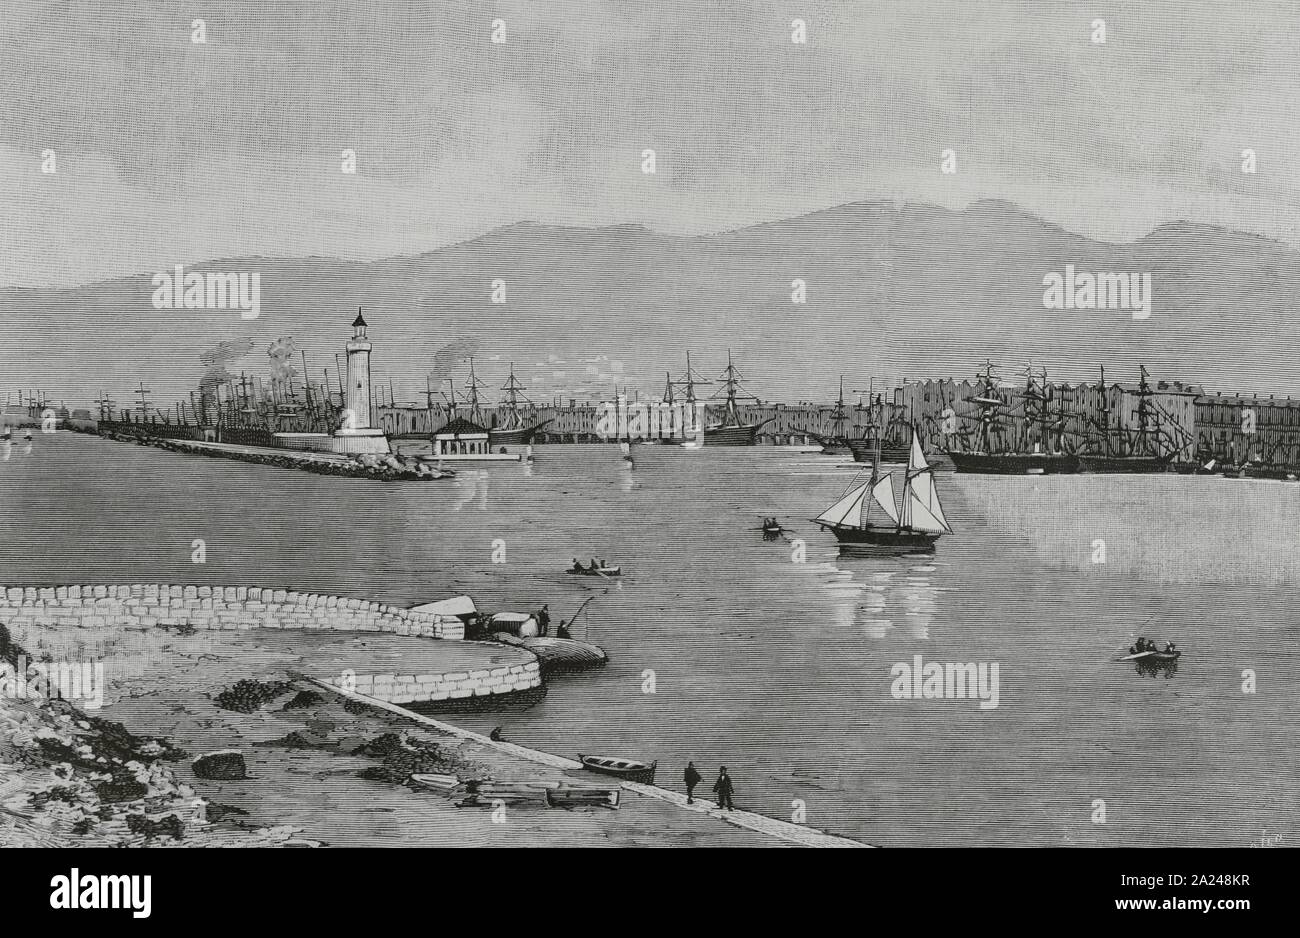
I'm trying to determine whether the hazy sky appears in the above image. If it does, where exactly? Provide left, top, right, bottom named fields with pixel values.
left=3, top=0, right=1298, bottom=288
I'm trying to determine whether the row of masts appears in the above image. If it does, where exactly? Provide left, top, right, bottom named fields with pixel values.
left=663, top=351, right=760, bottom=426
left=432, top=360, right=536, bottom=428
left=824, top=375, right=892, bottom=439
left=956, top=362, right=1190, bottom=458
left=95, top=349, right=358, bottom=428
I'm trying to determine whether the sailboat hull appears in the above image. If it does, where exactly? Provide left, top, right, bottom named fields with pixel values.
left=947, top=452, right=1080, bottom=474
left=815, top=522, right=942, bottom=549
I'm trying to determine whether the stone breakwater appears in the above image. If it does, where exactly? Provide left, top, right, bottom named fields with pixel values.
left=87, top=427, right=452, bottom=482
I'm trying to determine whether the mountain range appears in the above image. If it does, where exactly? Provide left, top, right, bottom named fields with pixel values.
left=4, top=198, right=1299, bottom=411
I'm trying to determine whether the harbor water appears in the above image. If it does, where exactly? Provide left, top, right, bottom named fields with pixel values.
left=1, top=433, right=1297, bottom=846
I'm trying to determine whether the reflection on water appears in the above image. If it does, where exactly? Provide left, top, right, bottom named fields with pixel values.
left=453, top=469, right=490, bottom=511
left=1135, top=656, right=1181, bottom=679
left=823, top=553, right=947, bottom=640
left=4, top=436, right=1298, bottom=847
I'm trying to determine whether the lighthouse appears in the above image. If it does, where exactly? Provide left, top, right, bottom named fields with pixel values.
left=331, top=308, right=391, bottom=454
left=346, top=310, right=374, bottom=427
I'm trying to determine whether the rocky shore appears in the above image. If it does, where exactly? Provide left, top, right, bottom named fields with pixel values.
left=0, top=616, right=782, bottom=848
left=0, top=624, right=317, bottom=847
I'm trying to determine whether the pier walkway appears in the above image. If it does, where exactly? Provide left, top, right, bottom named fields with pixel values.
left=299, top=675, right=869, bottom=848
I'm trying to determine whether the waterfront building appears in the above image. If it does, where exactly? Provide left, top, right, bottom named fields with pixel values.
left=1195, top=392, right=1300, bottom=467
left=431, top=417, right=492, bottom=457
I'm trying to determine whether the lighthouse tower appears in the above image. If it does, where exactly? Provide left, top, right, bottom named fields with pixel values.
left=331, top=308, right=390, bottom=455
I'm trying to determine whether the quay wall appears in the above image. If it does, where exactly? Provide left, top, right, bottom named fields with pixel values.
left=340, top=659, right=542, bottom=704
left=0, top=585, right=547, bottom=704
left=0, top=583, right=464, bottom=640
left=86, top=383, right=1300, bottom=467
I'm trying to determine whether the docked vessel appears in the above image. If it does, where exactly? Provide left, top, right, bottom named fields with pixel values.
left=847, top=392, right=913, bottom=464
left=812, top=425, right=953, bottom=549
left=701, top=351, right=770, bottom=446
left=946, top=363, right=1080, bottom=474
left=1076, top=366, right=1177, bottom=474
left=804, top=376, right=854, bottom=455
left=488, top=364, right=551, bottom=446
left=804, top=377, right=910, bottom=462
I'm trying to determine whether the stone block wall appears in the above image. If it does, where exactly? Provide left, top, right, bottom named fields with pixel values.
left=340, top=655, right=543, bottom=704
left=0, top=584, right=464, bottom=640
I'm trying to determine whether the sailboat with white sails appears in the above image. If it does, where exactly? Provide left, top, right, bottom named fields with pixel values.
left=811, top=425, right=953, bottom=549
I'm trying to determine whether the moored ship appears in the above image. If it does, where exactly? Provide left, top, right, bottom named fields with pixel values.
left=487, top=364, right=551, bottom=446
left=802, top=377, right=910, bottom=461
left=945, top=363, right=1080, bottom=474
left=1076, top=365, right=1177, bottom=474
left=701, top=351, right=770, bottom=446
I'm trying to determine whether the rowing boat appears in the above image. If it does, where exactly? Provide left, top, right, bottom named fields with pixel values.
left=1117, top=650, right=1181, bottom=662
left=456, top=781, right=554, bottom=807
left=545, top=786, right=621, bottom=809
left=565, top=566, right=621, bottom=577
left=410, top=772, right=460, bottom=790
left=577, top=754, right=656, bottom=784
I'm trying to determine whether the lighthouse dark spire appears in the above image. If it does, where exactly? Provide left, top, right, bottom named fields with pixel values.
left=352, top=307, right=367, bottom=332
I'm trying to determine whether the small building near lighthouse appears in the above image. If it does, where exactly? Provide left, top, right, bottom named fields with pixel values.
left=424, top=415, right=523, bottom=461
left=432, top=416, right=491, bottom=457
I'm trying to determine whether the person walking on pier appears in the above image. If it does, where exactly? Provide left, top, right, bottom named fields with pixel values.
left=684, top=761, right=701, bottom=804
left=712, top=767, right=735, bottom=810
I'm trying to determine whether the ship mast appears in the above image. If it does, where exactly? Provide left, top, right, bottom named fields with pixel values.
left=672, top=351, right=711, bottom=405
left=462, top=358, right=489, bottom=425
left=1096, top=365, right=1112, bottom=457
left=712, top=350, right=758, bottom=428
left=1135, top=364, right=1152, bottom=457
left=964, top=361, right=1002, bottom=455
left=830, top=375, right=847, bottom=440
left=499, top=364, right=532, bottom=429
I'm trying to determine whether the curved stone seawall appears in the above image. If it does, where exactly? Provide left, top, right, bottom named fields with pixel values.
left=338, top=657, right=543, bottom=705
left=0, top=584, right=464, bottom=640
left=0, top=585, right=544, bottom=704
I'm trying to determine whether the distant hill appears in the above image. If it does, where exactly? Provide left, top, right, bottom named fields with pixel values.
left=4, top=198, right=1300, bottom=410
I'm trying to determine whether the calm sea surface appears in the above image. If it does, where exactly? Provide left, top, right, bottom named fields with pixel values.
left=2, top=433, right=1297, bottom=846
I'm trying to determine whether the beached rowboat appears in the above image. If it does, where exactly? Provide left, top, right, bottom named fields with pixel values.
left=545, top=786, right=621, bottom=809
left=409, top=773, right=461, bottom=791
left=577, top=754, right=657, bottom=784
